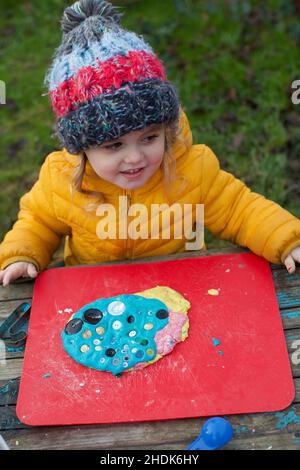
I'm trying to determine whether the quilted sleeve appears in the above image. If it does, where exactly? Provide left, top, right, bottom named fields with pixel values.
left=0, top=154, right=71, bottom=272
left=199, top=145, right=300, bottom=264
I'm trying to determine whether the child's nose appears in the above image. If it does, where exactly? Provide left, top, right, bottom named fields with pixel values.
left=123, top=149, right=143, bottom=164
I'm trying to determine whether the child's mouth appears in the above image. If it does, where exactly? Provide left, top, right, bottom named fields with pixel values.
left=120, top=167, right=145, bottom=179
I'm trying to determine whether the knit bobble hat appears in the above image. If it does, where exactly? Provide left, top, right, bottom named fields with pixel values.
left=44, top=0, right=180, bottom=155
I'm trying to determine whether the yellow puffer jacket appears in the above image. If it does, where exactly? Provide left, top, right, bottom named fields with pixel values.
left=1, top=109, right=300, bottom=272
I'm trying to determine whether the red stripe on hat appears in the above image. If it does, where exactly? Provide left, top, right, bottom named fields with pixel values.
left=50, top=50, right=166, bottom=118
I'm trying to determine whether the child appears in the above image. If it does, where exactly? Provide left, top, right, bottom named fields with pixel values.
left=0, top=0, right=300, bottom=287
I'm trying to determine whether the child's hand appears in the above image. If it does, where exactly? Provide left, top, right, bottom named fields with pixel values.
left=283, top=246, right=300, bottom=274
left=0, top=262, right=38, bottom=287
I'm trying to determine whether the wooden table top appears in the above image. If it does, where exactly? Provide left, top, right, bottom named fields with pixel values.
left=1, top=247, right=300, bottom=450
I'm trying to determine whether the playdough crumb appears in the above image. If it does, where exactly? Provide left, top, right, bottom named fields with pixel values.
left=42, top=373, right=51, bottom=379
left=208, top=289, right=219, bottom=296
left=212, top=337, right=221, bottom=347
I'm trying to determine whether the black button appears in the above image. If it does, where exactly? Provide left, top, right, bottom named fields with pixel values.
left=64, top=318, right=83, bottom=335
left=106, top=348, right=116, bottom=357
left=83, top=308, right=103, bottom=324
left=156, top=309, right=169, bottom=320
left=127, top=315, right=135, bottom=323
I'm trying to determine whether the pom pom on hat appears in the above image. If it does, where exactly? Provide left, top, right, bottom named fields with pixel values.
left=61, top=0, right=123, bottom=34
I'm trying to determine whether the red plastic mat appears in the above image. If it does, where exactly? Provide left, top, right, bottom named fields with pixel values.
left=17, top=252, right=294, bottom=426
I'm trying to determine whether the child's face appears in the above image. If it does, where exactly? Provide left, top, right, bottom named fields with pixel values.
left=85, top=123, right=166, bottom=190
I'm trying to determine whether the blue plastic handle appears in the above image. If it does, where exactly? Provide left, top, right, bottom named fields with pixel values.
left=186, top=417, right=233, bottom=450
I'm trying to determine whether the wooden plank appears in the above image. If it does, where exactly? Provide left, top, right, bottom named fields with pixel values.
left=276, top=287, right=300, bottom=310
left=281, top=307, right=300, bottom=330
left=272, top=271, right=300, bottom=319
left=0, top=358, right=23, bottom=381
left=1, top=403, right=300, bottom=450
left=0, top=377, right=20, bottom=406
left=272, top=268, right=300, bottom=288
left=0, top=405, right=26, bottom=431
left=4, top=349, right=25, bottom=360
left=295, top=377, right=300, bottom=403
left=0, top=283, right=34, bottom=302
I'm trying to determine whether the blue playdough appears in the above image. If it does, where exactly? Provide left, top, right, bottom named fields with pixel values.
left=61, top=294, right=170, bottom=376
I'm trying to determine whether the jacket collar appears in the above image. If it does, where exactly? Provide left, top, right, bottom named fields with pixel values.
left=67, top=107, right=193, bottom=198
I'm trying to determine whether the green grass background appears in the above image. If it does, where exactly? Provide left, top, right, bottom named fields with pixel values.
left=0, top=0, right=300, bottom=251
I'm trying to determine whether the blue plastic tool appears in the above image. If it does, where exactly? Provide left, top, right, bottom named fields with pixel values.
left=186, top=417, right=233, bottom=450
left=0, top=302, right=31, bottom=349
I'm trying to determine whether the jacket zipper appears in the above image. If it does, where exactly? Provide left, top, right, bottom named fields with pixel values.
left=123, top=189, right=133, bottom=259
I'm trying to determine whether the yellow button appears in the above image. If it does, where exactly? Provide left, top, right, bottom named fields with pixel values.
left=80, top=345, right=90, bottom=353
left=96, top=326, right=105, bottom=335
left=146, top=348, right=154, bottom=356
left=82, top=329, right=92, bottom=339
left=144, top=323, right=154, bottom=331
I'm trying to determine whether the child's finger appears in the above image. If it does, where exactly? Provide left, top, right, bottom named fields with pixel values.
left=27, top=264, right=38, bottom=278
left=2, top=272, right=11, bottom=287
left=2, top=265, right=23, bottom=285
left=284, top=254, right=296, bottom=274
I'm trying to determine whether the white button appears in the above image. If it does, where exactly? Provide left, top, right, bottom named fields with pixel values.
left=129, top=330, right=136, bottom=337
left=112, top=320, right=122, bottom=330
left=107, top=301, right=126, bottom=316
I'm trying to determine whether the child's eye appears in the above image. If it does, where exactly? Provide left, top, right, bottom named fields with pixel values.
left=143, top=134, right=159, bottom=143
left=103, top=135, right=159, bottom=151
left=104, top=142, right=122, bottom=150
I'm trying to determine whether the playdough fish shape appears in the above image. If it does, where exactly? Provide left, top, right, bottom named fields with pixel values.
left=61, top=286, right=190, bottom=376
